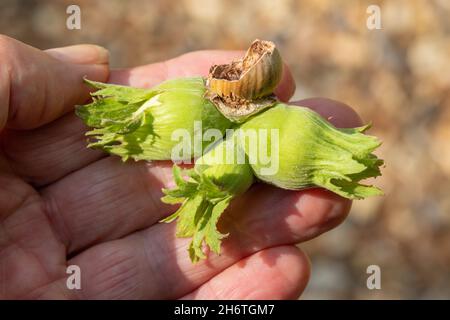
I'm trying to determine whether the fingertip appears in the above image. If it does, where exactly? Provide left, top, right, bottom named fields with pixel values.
left=183, top=245, right=311, bottom=300
left=265, top=245, right=311, bottom=299
left=291, top=188, right=352, bottom=238
left=241, top=245, right=311, bottom=299
left=291, top=97, right=363, bottom=128
left=274, top=63, right=296, bottom=102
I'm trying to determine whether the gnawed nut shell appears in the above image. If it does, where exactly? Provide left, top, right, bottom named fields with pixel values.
left=207, top=39, right=282, bottom=101
left=206, top=39, right=283, bottom=122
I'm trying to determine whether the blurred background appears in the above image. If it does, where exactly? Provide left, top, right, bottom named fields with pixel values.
left=1, top=0, right=449, bottom=299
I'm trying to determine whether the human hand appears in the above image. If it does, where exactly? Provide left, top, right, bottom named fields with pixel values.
left=0, top=36, right=361, bottom=299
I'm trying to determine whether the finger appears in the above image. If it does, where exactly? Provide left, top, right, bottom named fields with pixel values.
left=1, top=112, right=105, bottom=186
left=4, top=50, right=295, bottom=187
left=108, top=50, right=295, bottom=101
left=275, top=64, right=296, bottom=102
left=41, top=98, right=359, bottom=256
left=67, top=186, right=344, bottom=299
left=0, top=36, right=109, bottom=130
left=107, top=51, right=244, bottom=87
left=41, top=158, right=174, bottom=253
left=181, top=246, right=310, bottom=300
left=294, top=97, right=363, bottom=128
left=46, top=44, right=109, bottom=65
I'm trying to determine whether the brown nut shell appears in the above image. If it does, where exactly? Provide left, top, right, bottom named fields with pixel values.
left=207, top=39, right=283, bottom=101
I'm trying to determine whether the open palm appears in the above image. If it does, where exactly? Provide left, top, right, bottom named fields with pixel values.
left=0, top=36, right=360, bottom=299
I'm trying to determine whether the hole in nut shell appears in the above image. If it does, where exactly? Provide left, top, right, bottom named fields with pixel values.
left=209, top=40, right=274, bottom=81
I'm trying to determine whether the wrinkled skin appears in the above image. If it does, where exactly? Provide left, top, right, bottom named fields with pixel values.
left=0, top=35, right=361, bottom=299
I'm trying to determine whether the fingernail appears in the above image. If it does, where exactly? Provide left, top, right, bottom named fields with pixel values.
left=46, top=44, right=109, bottom=65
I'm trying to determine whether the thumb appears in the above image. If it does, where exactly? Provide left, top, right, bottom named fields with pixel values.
left=0, top=36, right=109, bottom=130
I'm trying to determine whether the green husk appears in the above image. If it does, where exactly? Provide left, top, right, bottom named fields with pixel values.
left=160, top=136, right=253, bottom=262
left=76, top=77, right=233, bottom=161
left=238, top=103, right=383, bottom=199
left=161, top=103, right=383, bottom=262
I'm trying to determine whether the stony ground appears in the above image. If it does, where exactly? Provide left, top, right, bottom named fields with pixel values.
left=1, top=0, right=449, bottom=299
